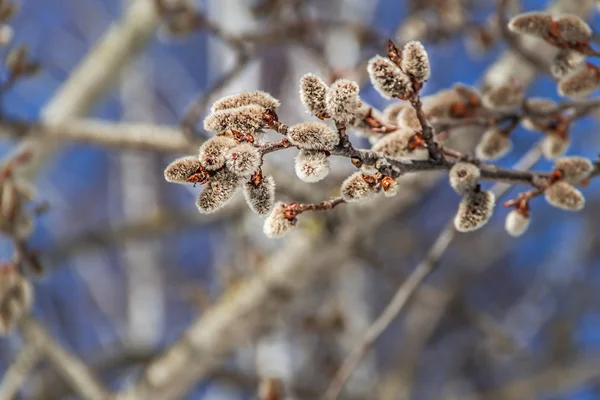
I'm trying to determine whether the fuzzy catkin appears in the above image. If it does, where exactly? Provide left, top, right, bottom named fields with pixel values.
left=382, top=102, right=410, bottom=125
left=398, top=106, right=421, bottom=131
left=544, top=181, right=585, bottom=211
left=554, top=156, right=594, bottom=184
left=225, top=142, right=262, bottom=179
left=263, top=202, right=295, bottom=238
left=401, top=41, right=430, bottom=82
left=521, top=97, right=556, bottom=131
left=211, top=91, right=280, bottom=113
left=449, top=163, right=481, bottom=195
left=542, top=134, right=570, bottom=160
left=198, top=135, right=237, bottom=171
left=556, top=15, right=592, bottom=42
left=0, top=273, right=33, bottom=334
left=475, top=128, right=512, bottom=161
left=551, top=50, right=586, bottom=79
left=508, top=12, right=552, bottom=38
left=203, top=104, right=266, bottom=135
left=287, top=121, right=339, bottom=151
left=243, top=175, right=275, bottom=216
left=454, top=190, right=496, bottom=232
left=196, top=169, right=240, bottom=214
left=299, top=73, right=328, bottom=118
left=325, top=79, right=361, bottom=124
left=370, top=128, right=428, bottom=160
left=482, top=82, right=524, bottom=111
left=505, top=210, right=530, bottom=237
left=295, top=150, right=330, bottom=183
left=558, top=65, right=600, bottom=98
left=164, top=156, right=202, bottom=183
left=341, top=172, right=376, bottom=203
left=367, top=56, right=414, bottom=100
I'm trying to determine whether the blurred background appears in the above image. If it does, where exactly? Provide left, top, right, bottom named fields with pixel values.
left=1, top=0, right=600, bottom=399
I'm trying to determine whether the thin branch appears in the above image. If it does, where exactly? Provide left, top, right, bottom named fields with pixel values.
left=0, top=342, right=43, bottom=399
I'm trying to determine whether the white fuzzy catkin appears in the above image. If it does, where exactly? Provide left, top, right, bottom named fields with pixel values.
left=325, top=79, right=362, bottom=124
left=454, top=190, right=496, bottom=232
left=203, top=104, right=266, bottom=135
left=164, top=156, right=202, bottom=183
left=475, top=128, right=512, bottom=161
left=382, top=102, right=410, bottom=125
left=449, top=163, right=481, bottom=195
left=295, top=150, right=330, bottom=183
left=299, top=73, right=329, bottom=118
left=243, top=175, right=276, bottom=216
left=505, top=210, right=530, bottom=237
left=482, top=82, right=524, bottom=111
left=558, top=65, right=600, bottom=98
left=541, top=134, right=570, bottom=160
left=263, top=202, right=295, bottom=238
left=508, top=12, right=552, bottom=38
left=211, top=91, right=280, bottom=113
left=225, top=142, right=262, bottom=179
left=287, top=121, right=339, bottom=151
left=401, top=41, right=430, bottom=82
left=398, top=106, right=421, bottom=131
left=554, top=156, right=594, bottom=184
left=367, top=55, right=414, bottom=100
left=370, top=128, right=428, bottom=160
left=556, top=15, right=592, bottom=42
left=544, top=181, right=585, bottom=211
left=198, top=135, right=237, bottom=171
left=196, top=169, right=240, bottom=214
left=551, top=50, right=586, bottom=79
left=340, top=172, right=376, bottom=203
left=521, top=97, right=556, bottom=131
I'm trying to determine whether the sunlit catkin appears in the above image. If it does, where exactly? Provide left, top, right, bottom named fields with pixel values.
left=558, top=65, right=600, bottom=98
left=341, top=172, right=376, bottom=203
left=196, top=169, right=240, bottom=214
left=295, top=150, right=330, bottom=183
left=243, top=175, right=276, bottom=216
left=211, top=91, right=280, bottom=113
left=544, top=181, right=585, bottom=211
left=325, top=79, right=361, bottom=124
left=371, top=128, right=428, bottom=160
left=287, top=121, right=339, bottom=151
left=505, top=209, right=530, bottom=237
left=198, top=135, right=237, bottom=171
left=555, top=14, right=592, bottom=42
left=475, top=128, right=512, bottom=161
left=225, top=142, right=262, bottom=179
left=367, top=55, right=413, bottom=100
left=554, top=156, right=594, bottom=184
left=299, top=73, right=328, bottom=118
left=541, top=133, right=570, bottom=160
left=449, top=163, right=481, bottom=195
left=482, top=82, right=524, bottom=111
left=401, top=41, right=430, bottom=82
left=454, top=190, right=496, bottom=232
left=508, top=12, right=552, bottom=38
left=263, top=202, right=295, bottom=238
left=164, top=156, right=202, bottom=183
left=551, top=50, right=586, bottom=79
left=203, top=104, right=266, bottom=135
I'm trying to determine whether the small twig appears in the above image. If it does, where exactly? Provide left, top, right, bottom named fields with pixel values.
left=0, top=342, right=43, bottom=399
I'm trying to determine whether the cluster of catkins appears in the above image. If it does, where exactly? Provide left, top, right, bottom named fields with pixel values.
left=447, top=156, right=593, bottom=237
left=0, top=263, right=32, bottom=334
left=508, top=12, right=599, bottom=98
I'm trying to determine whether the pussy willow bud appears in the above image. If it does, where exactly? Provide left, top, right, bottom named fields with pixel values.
left=508, top=12, right=552, bottom=38
left=1, top=180, right=19, bottom=220
left=0, top=270, right=33, bottom=334
left=449, top=163, right=481, bottom=195
left=556, top=14, right=592, bottom=42
left=341, top=172, right=377, bottom=203
left=196, top=169, right=240, bottom=214
left=263, top=202, right=295, bottom=238
left=558, top=65, right=600, bottom=98
left=482, top=82, right=524, bottom=111
left=14, top=214, right=34, bottom=240
left=164, top=156, right=202, bottom=183
left=226, top=142, right=262, bottom=179
left=454, top=190, right=496, bottom=232
left=542, top=133, right=570, bottom=160
left=382, top=102, right=410, bottom=125
left=0, top=24, right=13, bottom=47
left=295, top=150, right=330, bottom=183
left=287, top=121, right=339, bottom=151
left=475, top=128, right=512, bottom=161
left=398, top=106, right=421, bottom=131
left=401, top=41, right=430, bottom=82
left=423, top=88, right=464, bottom=119
left=544, top=181, right=585, bottom=211
left=367, top=55, right=414, bottom=100
left=521, top=97, right=556, bottom=131
left=371, top=128, right=428, bottom=161
left=505, top=209, right=530, bottom=237
left=204, top=104, right=266, bottom=135
left=299, top=73, right=328, bottom=118
left=211, top=91, right=280, bottom=113
left=382, top=176, right=399, bottom=197
left=198, top=135, right=237, bottom=171
left=243, top=175, right=275, bottom=216
left=554, top=156, right=594, bottom=184
left=551, top=50, right=586, bottom=79
left=325, top=79, right=361, bottom=124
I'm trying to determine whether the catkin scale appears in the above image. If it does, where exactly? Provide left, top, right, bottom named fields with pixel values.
left=287, top=121, right=339, bottom=151
left=367, top=56, right=414, bottom=100
left=449, top=163, right=480, bottom=195
left=198, top=135, right=237, bottom=171
left=454, top=190, right=496, bottom=232
left=299, top=73, right=328, bottom=118
left=196, top=169, right=240, bottom=214
left=243, top=175, right=276, bottom=216
left=210, top=91, right=280, bottom=113
left=544, top=181, right=585, bottom=211
left=263, top=202, right=295, bottom=238
left=325, top=79, right=362, bottom=123
left=164, top=156, right=202, bottom=183
left=295, top=150, right=330, bottom=183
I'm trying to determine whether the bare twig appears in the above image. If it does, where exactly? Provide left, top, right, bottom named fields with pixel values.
left=0, top=342, right=43, bottom=399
